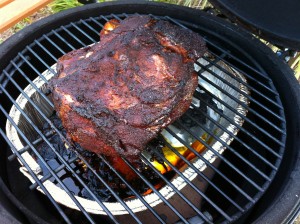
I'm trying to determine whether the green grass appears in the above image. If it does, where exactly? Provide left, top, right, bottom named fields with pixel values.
left=1, top=17, right=34, bottom=43
left=50, top=0, right=82, bottom=13
left=50, top=0, right=112, bottom=13
left=13, top=18, right=32, bottom=31
left=49, top=0, right=207, bottom=12
left=154, top=0, right=207, bottom=8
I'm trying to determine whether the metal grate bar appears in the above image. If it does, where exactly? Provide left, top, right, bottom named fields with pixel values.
left=8, top=130, right=55, bottom=161
left=25, top=46, right=57, bottom=76
left=44, top=29, right=87, bottom=58
left=205, top=38, right=271, bottom=81
left=52, top=29, right=76, bottom=50
left=164, top=127, right=257, bottom=202
left=71, top=152, right=144, bottom=224
left=90, top=17, right=105, bottom=29
left=190, top=100, right=277, bottom=170
left=34, top=153, right=141, bottom=223
left=197, top=70, right=285, bottom=136
left=70, top=22, right=96, bottom=43
left=172, top=120, right=265, bottom=192
left=17, top=52, right=50, bottom=85
left=198, top=78, right=283, bottom=140
left=140, top=153, right=216, bottom=223
left=10, top=60, right=53, bottom=107
left=80, top=19, right=100, bottom=36
left=0, top=100, right=97, bottom=223
left=196, top=85, right=282, bottom=159
left=111, top=13, right=122, bottom=20
left=196, top=55, right=252, bottom=110
left=16, top=52, right=55, bottom=114
left=196, top=54, right=283, bottom=135
left=43, top=34, right=66, bottom=54
left=164, top=16, right=277, bottom=85
left=150, top=147, right=245, bottom=213
left=0, top=127, right=73, bottom=224
left=142, top=148, right=237, bottom=221
left=29, top=156, right=78, bottom=190
left=197, top=60, right=286, bottom=129
left=3, top=66, right=50, bottom=107
left=1, top=71, right=118, bottom=224
left=0, top=57, right=28, bottom=90
left=202, top=55, right=283, bottom=110
left=161, top=137, right=257, bottom=221
left=121, top=157, right=190, bottom=224
left=72, top=19, right=100, bottom=43
left=97, top=154, right=168, bottom=224
left=104, top=13, right=124, bottom=22
left=34, top=40, right=58, bottom=62
left=187, top=104, right=271, bottom=181
left=61, top=26, right=86, bottom=47
left=52, top=154, right=143, bottom=223
left=100, top=15, right=110, bottom=22
left=195, top=114, right=274, bottom=178
left=202, top=57, right=284, bottom=117
left=43, top=34, right=68, bottom=55
left=206, top=49, right=281, bottom=97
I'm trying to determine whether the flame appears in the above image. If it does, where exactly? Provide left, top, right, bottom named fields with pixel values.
left=143, top=182, right=165, bottom=196
left=100, top=19, right=120, bottom=36
left=152, top=134, right=209, bottom=174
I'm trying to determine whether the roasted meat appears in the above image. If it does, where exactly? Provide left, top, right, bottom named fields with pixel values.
left=49, top=15, right=206, bottom=179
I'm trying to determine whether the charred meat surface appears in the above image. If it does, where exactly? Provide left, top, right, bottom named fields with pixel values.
left=49, top=15, right=206, bottom=179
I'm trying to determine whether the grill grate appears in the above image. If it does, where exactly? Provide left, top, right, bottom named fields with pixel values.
left=0, top=13, right=286, bottom=224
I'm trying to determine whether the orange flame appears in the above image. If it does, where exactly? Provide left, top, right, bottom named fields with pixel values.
left=152, top=135, right=209, bottom=175
left=100, top=19, right=120, bottom=36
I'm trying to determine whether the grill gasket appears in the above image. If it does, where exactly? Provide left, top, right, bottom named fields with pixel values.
left=0, top=9, right=286, bottom=224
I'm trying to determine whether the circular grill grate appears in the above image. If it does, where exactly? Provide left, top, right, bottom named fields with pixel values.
left=0, top=12, right=286, bottom=224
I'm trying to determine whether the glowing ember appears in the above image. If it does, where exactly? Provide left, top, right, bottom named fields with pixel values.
left=149, top=136, right=208, bottom=175
left=100, top=19, right=120, bottom=36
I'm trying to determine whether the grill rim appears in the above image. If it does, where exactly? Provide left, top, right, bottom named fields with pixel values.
left=0, top=1, right=299, bottom=223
